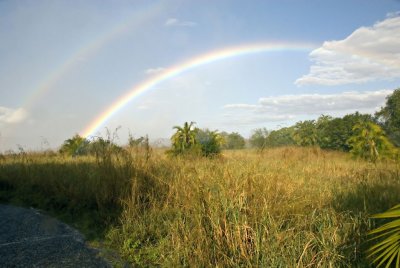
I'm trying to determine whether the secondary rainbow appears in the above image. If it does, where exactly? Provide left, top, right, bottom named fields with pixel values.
left=19, top=1, right=167, bottom=113
left=7, top=1, right=168, bottom=139
left=81, top=41, right=317, bottom=137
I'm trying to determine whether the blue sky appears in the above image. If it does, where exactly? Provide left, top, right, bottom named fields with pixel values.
left=1, top=0, right=400, bottom=150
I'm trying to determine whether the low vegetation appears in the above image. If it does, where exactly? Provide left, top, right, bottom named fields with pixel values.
left=0, top=146, right=399, bottom=266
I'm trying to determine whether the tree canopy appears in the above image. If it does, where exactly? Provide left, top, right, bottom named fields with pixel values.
left=59, top=134, right=90, bottom=156
left=169, top=122, right=223, bottom=157
left=170, top=121, right=198, bottom=155
left=196, top=128, right=224, bottom=156
left=265, top=127, right=295, bottom=147
left=347, top=121, right=396, bottom=162
left=249, top=128, right=269, bottom=149
left=221, top=132, right=246, bottom=150
left=376, top=88, right=400, bottom=146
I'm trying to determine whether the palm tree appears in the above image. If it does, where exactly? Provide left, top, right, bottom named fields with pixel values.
left=59, top=134, right=90, bottom=156
left=171, top=121, right=197, bottom=152
left=347, top=121, right=396, bottom=162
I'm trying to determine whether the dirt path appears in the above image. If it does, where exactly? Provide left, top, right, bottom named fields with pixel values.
left=0, top=204, right=111, bottom=267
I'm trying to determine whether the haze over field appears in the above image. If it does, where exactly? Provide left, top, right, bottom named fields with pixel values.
left=1, top=0, right=400, bottom=151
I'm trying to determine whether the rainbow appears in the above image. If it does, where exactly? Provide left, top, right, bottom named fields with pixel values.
left=81, top=41, right=317, bottom=137
left=19, top=1, right=167, bottom=113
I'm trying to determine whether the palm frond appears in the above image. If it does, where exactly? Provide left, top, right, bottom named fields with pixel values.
left=368, top=204, right=400, bottom=268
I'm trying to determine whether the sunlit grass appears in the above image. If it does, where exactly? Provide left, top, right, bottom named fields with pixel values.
left=0, top=146, right=399, bottom=266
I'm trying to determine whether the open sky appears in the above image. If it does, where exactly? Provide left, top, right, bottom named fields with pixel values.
left=1, top=0, right=400, bottom=151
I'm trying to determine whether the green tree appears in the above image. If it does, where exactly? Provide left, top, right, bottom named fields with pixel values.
left=376, top=88, right=400, bottom=146
left=170, top=122, right=198, bottom=155
left=59, top=134, right=90, bottom=156
left=315, top=115, right=333, bottom=148
left=265, top=127, right=296, bottom=147
left=317, top=117, right=351, bottom=151
left=315, top=112, right=374, bottom=151
left=249, top=128, right=269, bottom=149
left=347, top=121, right=396, bottom=162
left=293, top=120, right=318, bottom=146
left=222, top=132, right=245, bottom=150
left=196, top=128, right=224, bottom=156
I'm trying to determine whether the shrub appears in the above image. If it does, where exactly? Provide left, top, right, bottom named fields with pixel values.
left=196, top=129, right=224, bottom=157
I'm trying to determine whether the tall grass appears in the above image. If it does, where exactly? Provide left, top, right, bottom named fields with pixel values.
left=1, top=146, right=399, bottom=266
left=0, top=146, right=138, bottom=239
left=109, top=147, right=400, bottom=266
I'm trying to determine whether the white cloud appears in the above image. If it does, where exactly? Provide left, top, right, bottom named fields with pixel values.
left=296, top=15, right=400, bottom=86
left=223, top=114, right=295, bottom=126
left=223, top=104, right=259, bottom=110
left=145, top=67, right=165, bottom=75
left=165, top=18, right=197, bottom=27
left=0, top=107, right=27, bottom=124
left=223, top=89, right=392, bottom=124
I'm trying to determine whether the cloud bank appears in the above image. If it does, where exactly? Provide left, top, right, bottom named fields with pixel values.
left=223, top=89, right=392, bottom=125
left=0, top=107, right=27, bottom=124
left=296, top=15, right=400, bottom=86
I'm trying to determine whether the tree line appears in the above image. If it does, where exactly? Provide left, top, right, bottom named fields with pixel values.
left=59, top=88, right=400, bottom=161
left=248, top=88, right=400, bottom=161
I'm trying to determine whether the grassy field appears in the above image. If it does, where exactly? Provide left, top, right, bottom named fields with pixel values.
left=0, top=146, right=399, bottom=266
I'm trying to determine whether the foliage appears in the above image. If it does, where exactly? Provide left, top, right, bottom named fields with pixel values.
left=128, top=133, right=145, bottom=147
left=293, top=120, right=318, bottom=146
left=340, top=113, right=375, bottom=150
left=368, top=204, right=400, bottom=267
left=315, top=115, right=333, bottom=148
left=196, top=128, right=224, bottom=156
left=248, top=112, right=376, bottom=151
left=221, top=132, right=245, bottom=150
left=316, top=116, right=350, bottom=151
left=347, top=121, right=396, bottom=162
left=265, top=126, right=296, bottom=147
left=376, top=88, right=400, bottom=146
left=59, top=134, right=90, bottom=156
left=169, top=122, right=198, bottom=155
left=291, top=113, right=374, bottom=151
left=168, top=122, right=224, bottom=157
left=249, top=128, right=269, bottom=149
left=89, top=137, right=123, bottom=157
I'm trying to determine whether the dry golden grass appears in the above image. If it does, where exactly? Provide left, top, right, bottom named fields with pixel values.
left=1, top=146, right=399, bottom=266
left=108, top=147, right=400, bottom=267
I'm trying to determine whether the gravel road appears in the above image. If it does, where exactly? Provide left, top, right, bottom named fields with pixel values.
left=0, top=204, right=111, bottom=267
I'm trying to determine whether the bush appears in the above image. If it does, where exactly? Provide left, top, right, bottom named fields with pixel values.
left=196, top=129, right=224, bottom=157
left=59, top=134, right=90, bottom=156
left=221, top=132, right=246, bottom=150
